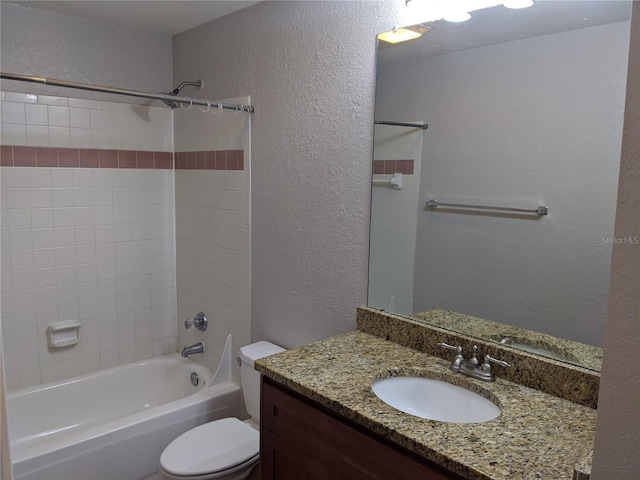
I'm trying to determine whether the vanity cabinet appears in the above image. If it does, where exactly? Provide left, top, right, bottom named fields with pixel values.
left=260, top=376, right=463, bottom=480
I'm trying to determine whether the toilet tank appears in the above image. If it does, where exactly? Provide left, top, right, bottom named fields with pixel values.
left=239, top=341, right=285, bottom=420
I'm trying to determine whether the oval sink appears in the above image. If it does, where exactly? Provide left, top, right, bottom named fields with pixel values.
left=372, top=376, right=500, bottom=423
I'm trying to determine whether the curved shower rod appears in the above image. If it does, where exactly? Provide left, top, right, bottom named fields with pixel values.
left=0, top=72, right=254, bottom=114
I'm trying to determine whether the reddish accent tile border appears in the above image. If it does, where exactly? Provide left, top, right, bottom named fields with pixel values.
left=373, top=160, right=414, bottom=175
left=174, top=150, right=244, bottom=171
left=373, top=159, right=414, bottom=175
left=0, top=147, right=245, bottom=171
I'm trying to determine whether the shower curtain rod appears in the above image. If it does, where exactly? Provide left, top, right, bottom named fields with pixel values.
left=0, top=72, right=255, bottom=114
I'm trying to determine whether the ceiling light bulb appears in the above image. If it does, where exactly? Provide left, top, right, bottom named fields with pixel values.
left=444, top=11, right=472, bottom=22
left=503, top=0, right=534, bottom=9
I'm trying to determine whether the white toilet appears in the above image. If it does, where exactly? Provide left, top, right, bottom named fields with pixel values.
left=159, top=341, right=285, bottom=480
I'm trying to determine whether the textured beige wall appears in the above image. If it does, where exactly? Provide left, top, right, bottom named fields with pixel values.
left=173, top=0, right=408, bottom=347
left=592, top=1, right=640, bottom=478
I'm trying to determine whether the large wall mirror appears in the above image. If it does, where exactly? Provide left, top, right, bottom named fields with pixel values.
left=368, top=0, right=633, bottom=372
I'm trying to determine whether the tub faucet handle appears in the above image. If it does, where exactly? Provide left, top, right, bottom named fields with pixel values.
left=185, top=312, right=207, bottom=331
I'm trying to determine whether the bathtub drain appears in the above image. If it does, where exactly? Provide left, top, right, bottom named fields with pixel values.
left=190, top=372, right=199, bottom=386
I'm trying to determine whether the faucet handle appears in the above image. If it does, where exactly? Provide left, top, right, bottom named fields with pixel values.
left=438, top=342, right=461, bottom=352
left=185, top=312, right=207, bottom=331
left=438, top=343, right=463, bottom=372
left=482, top=354, right=511, bottom=372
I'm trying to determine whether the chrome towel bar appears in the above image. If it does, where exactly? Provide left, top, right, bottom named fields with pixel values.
left=426, top=199, right=548, bottom=216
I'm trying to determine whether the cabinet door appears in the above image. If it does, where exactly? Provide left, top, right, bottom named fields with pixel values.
left=261, top=377, right=462, bottom=480
left=262, top=429, right=377, bottom=480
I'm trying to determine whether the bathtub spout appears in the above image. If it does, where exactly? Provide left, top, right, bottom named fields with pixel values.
left=181, top=341, right=205, bottom=358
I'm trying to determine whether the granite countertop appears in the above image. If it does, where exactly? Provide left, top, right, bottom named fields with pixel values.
left=255, top=331, right=596, bottom=480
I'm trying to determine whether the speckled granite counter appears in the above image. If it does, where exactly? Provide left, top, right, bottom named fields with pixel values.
left=255, top=331, right=596, bottom=480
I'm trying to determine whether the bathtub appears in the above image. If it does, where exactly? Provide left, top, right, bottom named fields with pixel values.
left=7, top=337, right=241, bottom=480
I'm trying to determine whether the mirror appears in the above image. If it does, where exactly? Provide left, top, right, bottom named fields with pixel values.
left=368, top=0, right=633, bottom=372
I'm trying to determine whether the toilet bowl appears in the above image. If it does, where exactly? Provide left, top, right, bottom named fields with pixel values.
left=159, top=341, right=285, bottom=480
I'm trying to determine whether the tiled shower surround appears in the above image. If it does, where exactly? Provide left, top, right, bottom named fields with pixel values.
left=173, top=101, right=251, bottom=383
left=1, top=91, right=251, bottom=390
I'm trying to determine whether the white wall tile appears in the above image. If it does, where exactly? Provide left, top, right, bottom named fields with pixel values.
left=31, top=209, right=54, bottom=229
left=90, top=129, right=110, bottom=149
left=3, top=167, right=30, bottom=188
left=71, top=169, right=93, bottom=187
left=33, top=248, right=55, bottom=269
left=26, top=125, right=49, bottom=146
left=53, top=207, right=74, bottom=227
left=34, top=268, right=57, bottom=288
left=55, top=246, right=76, bottom=266
left=54, top=227, right=75, bottom=247
left=90, top=109, right=110, bottom=130
left=30, top=188, right=52, bottom=208
left=51, top=168, right=73, bottom=187
left=69, top=128, right=92, bottom=148
left=7, top=209, right=31, bottom=230
left=52, top=188, right=74, bottom=208
left=49, top=127, right=71, bottom=147
left=12, top=269, right=35, bottom=292
left=68, top=98, right=99, bottom=109
left=74, top=207, right=95, bottom=226
left=2, top=102, right=26, bottom=124
left=8, top=188, right=31, bottom=209
left=48, top=106, right=70, bottom=127
left=69, top=107, right=91, bottom=128
left=2, top=123, right=27, bottom=145
left=11, top=249, right=34, bottom=271
left=75, top=226, right=96, bottom=245
left=4, top=92, right=37, bottom=104
left=28, top=168, right=52, bottom=188
left=26, top=104, right=48, bottom=126
left=38, top=95, right=68, bottom=107
left=76, top=245, right=96, bottom=264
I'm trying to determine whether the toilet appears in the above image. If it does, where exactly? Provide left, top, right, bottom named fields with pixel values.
left=159, top=341, right=285, bottom=480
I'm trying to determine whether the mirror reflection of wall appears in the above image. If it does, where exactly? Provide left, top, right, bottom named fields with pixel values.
left=370, top=2, right=631, bottom=348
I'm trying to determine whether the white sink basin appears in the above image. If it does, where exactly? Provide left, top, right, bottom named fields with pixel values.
left=372, top=376, right=501, bottom=423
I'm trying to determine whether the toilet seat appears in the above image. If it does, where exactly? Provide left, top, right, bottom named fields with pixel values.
left=160, top=418, right=259, bottom=479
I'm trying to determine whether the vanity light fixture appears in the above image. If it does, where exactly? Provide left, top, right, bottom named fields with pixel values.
left=405, top=0, right=534, bottom=23
left=378, top=24, right=430, bottom=44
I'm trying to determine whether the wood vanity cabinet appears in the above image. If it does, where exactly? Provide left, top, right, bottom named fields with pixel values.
left=260, top=376, right=463, bottom=480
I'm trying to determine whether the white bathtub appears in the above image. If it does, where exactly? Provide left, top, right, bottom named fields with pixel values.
left=7, top=339, right=241, bottom=480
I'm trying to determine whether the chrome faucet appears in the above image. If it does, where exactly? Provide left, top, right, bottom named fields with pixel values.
left=438, top=343, right=510, bottom=382
left=181, top=341, right=205, bottom=358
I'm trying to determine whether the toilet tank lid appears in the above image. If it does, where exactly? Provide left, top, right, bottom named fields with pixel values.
left=239, top=341, right=285, bottom=365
